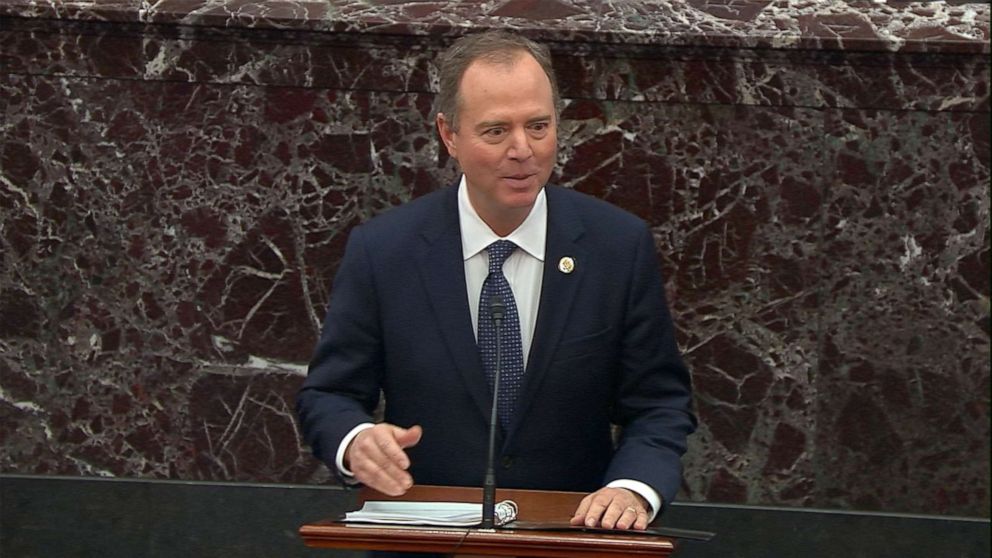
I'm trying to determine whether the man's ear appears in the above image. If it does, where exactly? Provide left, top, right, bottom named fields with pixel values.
left=436, top=113, right=457, bottom=159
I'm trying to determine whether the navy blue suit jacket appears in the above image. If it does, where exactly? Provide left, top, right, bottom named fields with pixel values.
left=297, top=184, right=696, bottom=507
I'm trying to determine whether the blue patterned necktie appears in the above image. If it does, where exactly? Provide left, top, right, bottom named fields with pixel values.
left=478, top=240, right=526, bottom=431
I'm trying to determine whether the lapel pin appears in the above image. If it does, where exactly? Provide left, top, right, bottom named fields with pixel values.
left=558, top=256, right=575, bottom=274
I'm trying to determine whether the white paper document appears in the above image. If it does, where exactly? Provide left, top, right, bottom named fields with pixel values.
left=343, top=500, right=518, bottom=527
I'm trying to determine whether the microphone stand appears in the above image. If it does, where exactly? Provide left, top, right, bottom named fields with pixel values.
left=480, top=295, right=505, bottom=530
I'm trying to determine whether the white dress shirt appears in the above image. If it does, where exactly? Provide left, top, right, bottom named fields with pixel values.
left=335, top=176, right=660, bottom=520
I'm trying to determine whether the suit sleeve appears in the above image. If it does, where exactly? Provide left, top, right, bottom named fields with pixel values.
left=603, top=224, right=697, bottom=510
left=296, top=224, right=384, bottom=471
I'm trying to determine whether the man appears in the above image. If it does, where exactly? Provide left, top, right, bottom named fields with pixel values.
left=297, top=30, right=696, bottom=540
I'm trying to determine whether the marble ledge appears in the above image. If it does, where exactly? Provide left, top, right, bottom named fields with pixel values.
left=0, top=0, right=988, bottom=54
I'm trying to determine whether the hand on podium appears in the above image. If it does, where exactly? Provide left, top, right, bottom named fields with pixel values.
left=570, top=487, right=651, bottom=531
left=344, top=423, right=423, bottom=496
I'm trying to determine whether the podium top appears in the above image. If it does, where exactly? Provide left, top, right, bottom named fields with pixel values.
left=300, top=485, right=678, bottom=557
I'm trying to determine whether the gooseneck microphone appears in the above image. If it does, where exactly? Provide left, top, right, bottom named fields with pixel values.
left=481, top=295, right=505, bottom=530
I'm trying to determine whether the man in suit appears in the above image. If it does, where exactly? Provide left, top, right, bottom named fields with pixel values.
left=297, top=31, right=696, bottom=535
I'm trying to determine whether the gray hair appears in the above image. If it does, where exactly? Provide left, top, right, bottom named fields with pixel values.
left=435, top=31, right=561, bottom=131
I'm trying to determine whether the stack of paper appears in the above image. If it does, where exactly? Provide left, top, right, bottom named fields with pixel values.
left=343, top=500, right=518, bottom=527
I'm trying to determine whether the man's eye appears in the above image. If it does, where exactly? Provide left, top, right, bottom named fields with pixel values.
left=484, top=128, right=506, bottom=137
left=531, top=123, right=548, bottom=131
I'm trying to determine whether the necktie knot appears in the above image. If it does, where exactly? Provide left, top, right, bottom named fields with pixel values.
left=486, top=240, right=517, bottom=274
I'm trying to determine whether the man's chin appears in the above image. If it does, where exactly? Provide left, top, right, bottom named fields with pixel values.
left=502, top=186, right=542, bottom=208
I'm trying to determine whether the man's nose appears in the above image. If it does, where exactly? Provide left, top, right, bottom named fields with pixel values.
left=506, top=129, right=534, bottom=160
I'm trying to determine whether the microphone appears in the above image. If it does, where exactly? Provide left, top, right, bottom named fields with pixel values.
left=481, top=295, right=505, bottom=530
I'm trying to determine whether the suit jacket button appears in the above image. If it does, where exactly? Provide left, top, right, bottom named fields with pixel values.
left=500, top=456, right=513, bottom=469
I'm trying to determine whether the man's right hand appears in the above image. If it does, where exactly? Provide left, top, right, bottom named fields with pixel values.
left=344, top=423, right=423, bottom=496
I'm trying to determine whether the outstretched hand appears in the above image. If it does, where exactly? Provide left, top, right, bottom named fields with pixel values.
left=570, top=487, right=651, bottom=530
left=344, top=423, right=423, bottom=496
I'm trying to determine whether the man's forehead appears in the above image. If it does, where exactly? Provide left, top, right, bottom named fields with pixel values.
left=462, top=50, right=532, bottom=79
left=458, top=54, right=552, bottom=100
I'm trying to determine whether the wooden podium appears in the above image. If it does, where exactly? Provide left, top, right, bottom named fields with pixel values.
left=299, top=485, right=676, bottom=557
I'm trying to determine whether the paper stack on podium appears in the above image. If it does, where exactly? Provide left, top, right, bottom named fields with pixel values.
left=343, top=500, right=518, bottom=527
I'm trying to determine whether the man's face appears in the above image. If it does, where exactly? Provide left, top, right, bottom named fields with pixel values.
left=437, top=52, right=557, bottom=235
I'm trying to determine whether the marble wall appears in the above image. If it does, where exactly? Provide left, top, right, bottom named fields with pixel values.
left=1, top=1, right=989, bottom=517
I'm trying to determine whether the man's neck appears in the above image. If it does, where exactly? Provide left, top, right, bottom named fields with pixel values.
left=482, top=214, right=527, bottom=237
left=466, top=193, right=537, bottom=238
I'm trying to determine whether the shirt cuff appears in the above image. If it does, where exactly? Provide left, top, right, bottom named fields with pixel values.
left=335, top=422, right=375, bottom=479
left=606, top=479, right=662, bottom=523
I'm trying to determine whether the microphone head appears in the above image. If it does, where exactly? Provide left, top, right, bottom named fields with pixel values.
left=489, top=295, right=506, bottom=322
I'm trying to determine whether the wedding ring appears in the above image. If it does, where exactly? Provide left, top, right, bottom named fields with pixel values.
left=625, top=506, right=637, bottom=513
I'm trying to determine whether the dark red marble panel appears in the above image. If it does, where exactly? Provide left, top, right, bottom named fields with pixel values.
left=1, top=0, right=988, bottom=53
left=636, top=103, right=826, bottom=508
left=5, top=18, right=986, bottom=116
left=0, top=19, right=438, bottom=93
left=557, top=48, right=990, bottom=112
left=813, top=108, right=990, bottom=514
left=0, top=72, right=441, bottom=482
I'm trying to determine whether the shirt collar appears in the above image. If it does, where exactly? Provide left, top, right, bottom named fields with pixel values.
left=458, top=175, right=547, bottom=262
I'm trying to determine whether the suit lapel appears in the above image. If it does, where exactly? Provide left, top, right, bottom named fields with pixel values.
left=505, top=187, right=586, bottom=441
left=416, top=187, right=493, bottom=422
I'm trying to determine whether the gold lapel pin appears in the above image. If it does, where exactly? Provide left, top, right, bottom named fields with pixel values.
left=558, top=256, right=575, bottom=274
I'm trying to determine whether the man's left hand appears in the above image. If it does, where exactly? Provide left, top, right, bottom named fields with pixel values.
left=570, top=487, right=650, bottom=530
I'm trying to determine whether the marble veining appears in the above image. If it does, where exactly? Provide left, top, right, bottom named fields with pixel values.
left=0, top=1, right=988, bottom=53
